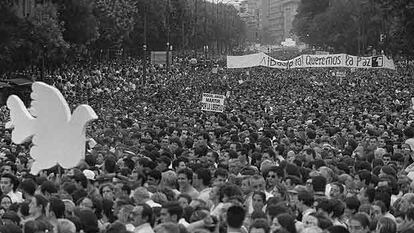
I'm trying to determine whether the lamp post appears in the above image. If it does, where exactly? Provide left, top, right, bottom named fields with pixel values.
left=166, top=0, right=171, bottom=73
left=143, top=44, right=147, bottom=85
left=41, top=44, right=46, bottom=81
left=166, top=42, right=170, bottom=73
left=204, top=45, right=208, bottom=59
left=216, top=0, right=220, bottom=55
left=142, top=2, right=148, bottom=86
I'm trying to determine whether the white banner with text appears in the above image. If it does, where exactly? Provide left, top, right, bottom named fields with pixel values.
left=227, top=53, right=396, bottom=70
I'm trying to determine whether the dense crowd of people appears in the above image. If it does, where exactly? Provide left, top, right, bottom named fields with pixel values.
left=0, top=56, right=413, bottom=233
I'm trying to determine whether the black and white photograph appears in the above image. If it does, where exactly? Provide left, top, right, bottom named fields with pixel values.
left=0, top=0, right=413, bottom=233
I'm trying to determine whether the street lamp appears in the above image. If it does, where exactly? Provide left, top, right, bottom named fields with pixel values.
left=215, top=0, right=223, bottom=56
left=41, top=44, right=46, bottom=81
left=204, top=45, right=209, bottom=59
left=142, top=2, right=148, bottom=86
left=166, top=0, right=171, bottom=73
left=143, top=44, right=147, bottom=86
left=166, top=42, right=170, bottom=73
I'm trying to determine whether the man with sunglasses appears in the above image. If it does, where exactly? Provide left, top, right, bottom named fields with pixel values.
left=265, top=166, right=284, bottom=193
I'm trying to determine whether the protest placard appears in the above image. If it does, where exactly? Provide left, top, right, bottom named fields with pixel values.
left=201, top=93, right=225, bottom=113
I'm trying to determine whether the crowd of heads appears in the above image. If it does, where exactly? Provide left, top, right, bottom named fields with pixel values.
left=0, top=58, right=412, bottom=233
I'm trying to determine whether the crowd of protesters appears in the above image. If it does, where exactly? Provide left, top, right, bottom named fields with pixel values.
left=0, top=56, right=413, bottom=233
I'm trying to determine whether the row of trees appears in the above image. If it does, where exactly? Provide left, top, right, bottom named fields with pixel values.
left=0, top=0, right=246, bottom=73
left=292, top=0, right=414, bottom=58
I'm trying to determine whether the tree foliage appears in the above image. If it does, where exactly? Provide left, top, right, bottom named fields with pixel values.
left=0, top=2, right=68, bottom=72
left=379, top=0, right=414, bottom=58
left=127, top=0, right=245, bottom=53
left=28, top=3, right=69, bottom=59
left=93, top=0, right=137, bottom=50
left=55, top=0, right=99, bottom=45
left=0, top=2, right=26, bottom=71
left=293, top=0, right=414, bottom=57
left=0, top=0, right=246, bottom=73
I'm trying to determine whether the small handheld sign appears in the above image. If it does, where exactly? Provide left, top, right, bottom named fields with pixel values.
left=201, top=93, right=225, bottom=113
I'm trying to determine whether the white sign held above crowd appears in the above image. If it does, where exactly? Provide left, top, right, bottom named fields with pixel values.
left=201, top=93, right=225, bottom=113
left=332, top=71, right=346, bottom=77
left=411, top=97, right=414, bottom=110
left=227, top=52, right=396, bottom=70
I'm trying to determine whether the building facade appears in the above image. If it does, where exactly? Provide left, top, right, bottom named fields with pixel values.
left=238, top=0, right=262, bottom=42
left=261, top=0, right=300, bottom=44
left=12, top=0, right=36, bottom=18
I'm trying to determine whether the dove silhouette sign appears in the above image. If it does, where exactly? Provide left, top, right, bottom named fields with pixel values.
left=6, top=82, right=98, bottom=174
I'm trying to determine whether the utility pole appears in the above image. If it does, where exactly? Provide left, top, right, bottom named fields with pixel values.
left=41, top=45, right=45, bottom=81
left=194, top=0, right=198, bottom=57
left=142, top=2, right=147, bottom=86
left=216, top=1, right=220, bottom=55
left=204, top=0, right=207, bottom=51
left=182, top=16, right=185, bottom=50
left=166, top=0, right=171, bottom=73
left=358, top=0, right=361, bottom=55
left=217, top=1, right=220, bottom=55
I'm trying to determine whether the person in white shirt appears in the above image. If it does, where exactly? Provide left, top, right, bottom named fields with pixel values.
left=246, top=175, right=273, bottom=214
left=0, top=173, right=23, bottom=203
left=192, top=168, right=212, bottom=206
left=177, top=168, right=199, bottom=200
left=130, top=204, right=154, bottom=233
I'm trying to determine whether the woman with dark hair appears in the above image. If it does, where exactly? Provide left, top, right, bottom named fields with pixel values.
left=100, top=184, right=115, bottom=201
left=252, top=191, right=266, bottom=212
left=271, top=213, right=297, bottom=233
left=0, top=195, right=12, bottom=210
left=218, top=184, right=243, bottom=203
left=271, top=182, right=288, bottom=201
left=100, top=199, right=116, bottom=231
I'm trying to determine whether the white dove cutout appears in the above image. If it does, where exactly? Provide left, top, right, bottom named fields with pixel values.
left=6, top=82, right=98, bottom=174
